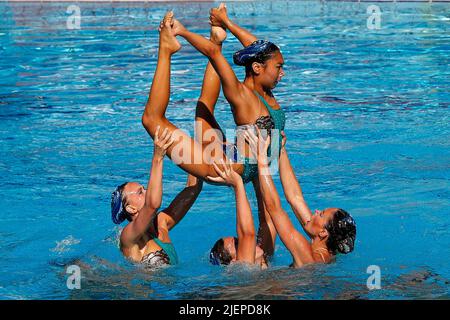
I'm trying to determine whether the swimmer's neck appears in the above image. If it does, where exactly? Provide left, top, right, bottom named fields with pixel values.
left=311, top=238, right=329, bottom=256
left=244, top=77, right=272, bottom=98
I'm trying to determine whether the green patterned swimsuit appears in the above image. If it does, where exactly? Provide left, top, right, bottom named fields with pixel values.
left=140, top=215, right=179, bottom=269
left=239, top=92, right=286, bottom=184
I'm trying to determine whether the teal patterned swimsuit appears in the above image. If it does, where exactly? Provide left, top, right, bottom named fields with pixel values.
left=152, top=237, right=178, bottom=265
left=240, top=92, right=286, bottom=184
left=140, top=215, right=178, bottom=268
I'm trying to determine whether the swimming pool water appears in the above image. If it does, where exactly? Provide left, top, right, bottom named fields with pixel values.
left=0, top=1, right=449, bottom=299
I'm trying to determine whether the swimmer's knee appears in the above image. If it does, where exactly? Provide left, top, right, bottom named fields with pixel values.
left=206, top=164, right=219, bottom=178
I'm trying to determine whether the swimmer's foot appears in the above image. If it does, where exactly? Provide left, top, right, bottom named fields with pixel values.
left=210, top=4, right=227, bottom=45
left=171, top=16, right=186, bottom=37
left=158, top=11, right=181, bottom=55
left=210, top=25, right=226, bottom=45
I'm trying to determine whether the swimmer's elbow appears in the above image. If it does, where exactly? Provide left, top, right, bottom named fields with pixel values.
left=239, top=227, right=256, bottom=239
left=141, top=113, right=155, bottom=131
left=141, top=113, right=149, bottom=128
left=263, top=196, right=282, bottom=214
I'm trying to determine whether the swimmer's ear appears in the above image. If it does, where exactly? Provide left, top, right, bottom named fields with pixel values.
left=318, top=228, right=329, bottom=240
left=251, top=62, right=264, bottom=75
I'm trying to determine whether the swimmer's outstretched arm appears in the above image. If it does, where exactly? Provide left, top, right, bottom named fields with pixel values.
left=247, top=130, right=314, bottom=267
left=208, top=161, right=256, bottom=264
left=278, top=132, right=313, bottom=236
left=210, top=3, right=257, bottom=47
left=158, top=175, right=203, bottom=231
left=121, top=127, right=174, bottom=244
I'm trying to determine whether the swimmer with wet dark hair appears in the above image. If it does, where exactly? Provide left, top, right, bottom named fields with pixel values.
left=168, top=4, right=288, bottom=260
left=203, top=4, right=355, bottom=267
left=208, top=160, right=268, bottom=268
left=246, top=129, right=357, bottom=267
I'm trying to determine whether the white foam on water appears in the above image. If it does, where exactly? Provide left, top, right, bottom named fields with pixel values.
left=50, top=235, right=81, bottom=253
left=172, top=69, right=190, bottom=74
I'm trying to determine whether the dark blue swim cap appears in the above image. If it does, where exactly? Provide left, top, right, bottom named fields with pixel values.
left=233, top=40, right=280, bottom=66
left=111, top=186, right=127, bottom=224
left=209, top=251, right=221, bottom=266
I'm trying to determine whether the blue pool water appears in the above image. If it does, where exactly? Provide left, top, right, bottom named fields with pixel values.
left=0, top=1, right=449, bottom=299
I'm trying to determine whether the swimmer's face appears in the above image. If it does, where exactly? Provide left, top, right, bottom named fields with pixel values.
left=223, top=236, right=239, bottom=261
left=225, top=238, right=265, bottom=263
left=310, top=208, right=337, bottom=236
left=122, top=182, right=146, bottom=216
left=258, top=51, right=285, bottom=89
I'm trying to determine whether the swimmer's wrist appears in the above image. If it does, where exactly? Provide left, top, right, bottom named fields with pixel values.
left=222, top=17, right=232, bottom=29
left=152, top=154, right=164, bottom=163
left=257, top=154, right=269, bottom=164
left=177, top=28, right=189, bottom=37
left=233, top=178, right=244, bottom=190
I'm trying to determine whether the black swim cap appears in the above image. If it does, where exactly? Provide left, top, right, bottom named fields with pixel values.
left=233, top=40, right=280, bottom=67
left=325, top=209, right=356, bottom=254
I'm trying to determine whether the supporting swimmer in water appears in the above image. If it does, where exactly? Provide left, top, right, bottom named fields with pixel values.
left=110, top=12, right=228, bottom=268
left=204, top=4, right=356, bottom=266
left=111, top=126, right=202, bottom=268
left=208, top=160, right=268, bottom=268
left=246, top=128, right=356, bottom=267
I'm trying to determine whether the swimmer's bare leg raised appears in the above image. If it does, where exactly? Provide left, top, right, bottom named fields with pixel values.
left=158, top=27, right=228, bottom=229
left=141, top=12, right=241, bottom=179
left=142, top=13, right=179, bottom=127
left=195, top=26, right=227, bottom=148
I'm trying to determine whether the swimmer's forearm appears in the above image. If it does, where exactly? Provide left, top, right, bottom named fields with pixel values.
left=257, top=161, right=314, bottom=265
left=234, top=180, right=256, bottom=264
left=257, top=161, right=282, bottom=212
left=234, top=180, right=255, bottom=238
left=178, top=29, right=220, bottom=58
left=128, top=157, right=163, bottom=240
left=279, top=149, right=312, bottom=226
left=223, top=18, right=257, bottom=47
left=122, top=156, right=163, bottom=244
left=160, top=180, right=202, bottom=230
left=179, top=28, right=244, bottom=103
left=145, top=157, right=163, bottom=211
